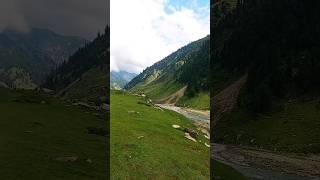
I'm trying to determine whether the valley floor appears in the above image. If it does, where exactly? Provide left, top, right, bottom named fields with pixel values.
left=110, top=90, right=210, bottom=179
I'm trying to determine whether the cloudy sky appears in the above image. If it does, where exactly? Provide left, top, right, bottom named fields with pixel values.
left=0, top=0, right=108, bottom=40
left=111, top=0, right=210, bottom=74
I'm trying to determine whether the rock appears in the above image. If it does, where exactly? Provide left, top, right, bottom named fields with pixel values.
left=24, top=130, right=32, bottom=133
left=101, top=103, right=109, bottom=111
left=0, top=81, right=9, bottom=88
left=184, top=128, right=198, bottom=139
left=184, top=132, right=197, bottom=142
left=172, top=124, right=180, bottom=129
left=204, top=135, right=210, bottom=139
left=41, top=100, right=46, bottom=104
left=86, top=158, right=92, bottom=163
left=55, top=156, right=78, bottom=162
left=250, top=139, right=255, bottom=143
left=42, top=88, right=54, bottom=93
left=154, top=106, right=164, bottom=111
left=138, top=136, right=144, bottom=139
left=201, top=129, right=210, bottom=136
left=205, top=143, right=210, bottom=148
left=128, top=110, right=139, bottom=114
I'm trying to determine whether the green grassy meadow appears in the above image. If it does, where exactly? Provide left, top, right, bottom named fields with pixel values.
left=177, top=91, right=210, bottom=110
left=215, top=99, right=320, bottom=153
left=0, top=88, right=107, bottom=179
left=212, top=160, right=247, bottom=180
left=110, top=90, right=210, bottom=179
left=130, top=77, right=183, bottom=101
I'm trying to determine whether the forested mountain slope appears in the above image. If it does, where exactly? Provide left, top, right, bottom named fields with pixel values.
left=44, top=27, right=109, bottom=103
left=0, top=28, right=86, bottom=89
left=211, top=0, right=320, bottom=153
left=125, top=35, right=210, bottom=110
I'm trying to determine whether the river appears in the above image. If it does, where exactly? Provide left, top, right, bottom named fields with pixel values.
left=156, top=104, right=318, bottom=180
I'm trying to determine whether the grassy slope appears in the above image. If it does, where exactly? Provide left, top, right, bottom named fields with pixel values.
left=176, top=91, right=210, bottom=110
left=131, top=78, right=210, bottom=110
left=130, top=74, right=183, bottom=101
left=63, top=66, right=108, bottom=102
left=215, top=99, right=320, bottom=153
left=212, top=160, right=247, bottom=180
left=0, top=88, right=107, bottom=179
left=110, top=91, right=209, bottom=179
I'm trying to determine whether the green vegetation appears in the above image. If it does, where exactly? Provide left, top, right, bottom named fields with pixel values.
left=0, top=28, right=85, bottom=85
left=176, top=91, right=210, bottom=110
left=0, top=88, right=107, bottom=179
left=125, top=36, right=209, bottom=110
left=131, top=76, right=183, bottom=101
left=61, top=66, right=109, bottom=103
left=211, top=0, right=320, bottom=155
left=215, top=99, right=320, bottom=153
left=212, top=160, right=247, bottom=180
left=45, top=27, right=109, bottom=97
left=110, top=90, right=209, bottom=179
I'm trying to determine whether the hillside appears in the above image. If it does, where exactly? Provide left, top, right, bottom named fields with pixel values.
left=0, top=28, right=86, bottom=89
left=125, top=35, right=210, bottom=110
left=44, top=27, right=109, bottom=103
left=0, top=87, right=107, bottom=179
left=111, top=71, right=137, bottom=90
left=211, top=0, right=320, bottom=153
left=110, top=90, right=209, bottom=179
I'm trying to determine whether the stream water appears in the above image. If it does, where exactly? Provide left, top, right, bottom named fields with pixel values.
left=155, top=104, right=209, bottom=122
left=156, top=104, right=315, bottom=180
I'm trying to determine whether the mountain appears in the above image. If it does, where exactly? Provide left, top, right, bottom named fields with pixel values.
left=110, top=71, right=137, bottom=90
left=0, top=28, right=86, bottom=89
left=44, top=27, right=109, bottom=103
left=125, top=35, right=209, bottom=110
left=211, top=0, right=320, bottom=153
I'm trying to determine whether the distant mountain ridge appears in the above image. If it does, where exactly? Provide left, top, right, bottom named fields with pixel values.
left=44, top=27, right=109, bottom=103
left=111, top=71, right=137, bottom=89
left=0, top=28, right=86, bottom=89
left=125, top=35, right=210, bottom=110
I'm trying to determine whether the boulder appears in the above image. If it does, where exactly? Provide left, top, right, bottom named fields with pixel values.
left=184, top=132, right=197, bottom=142
left=184, top=128, right=198, bottom=139
left=172, top=124, right=180, bottom=129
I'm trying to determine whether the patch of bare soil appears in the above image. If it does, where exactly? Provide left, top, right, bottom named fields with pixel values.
left=157, top=86, right=187, bottom=104
left=212, top=74, right=247, bottom=127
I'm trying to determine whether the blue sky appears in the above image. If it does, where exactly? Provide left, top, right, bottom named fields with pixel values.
left=111, top=0, right=210, bottom=73
left=165, top=0, right=210, bottom=14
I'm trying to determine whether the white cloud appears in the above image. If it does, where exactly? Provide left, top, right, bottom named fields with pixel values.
left=110, top=0, right=209, bottom=74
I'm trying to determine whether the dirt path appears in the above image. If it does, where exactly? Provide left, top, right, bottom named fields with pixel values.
left=212, top=143, right=320, bottom=180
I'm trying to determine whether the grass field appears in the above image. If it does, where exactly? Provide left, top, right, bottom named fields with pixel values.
left=215, top=99, right=320, bottom=153
left=110, top=90, right=210, bottom=179
left=0, top=88, right=107, bottom=179
left=130, top=77, right=183, bottom=102
left=212, top=160, right=247, bottom=180
left=177, top=91, right=210, bottom=110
